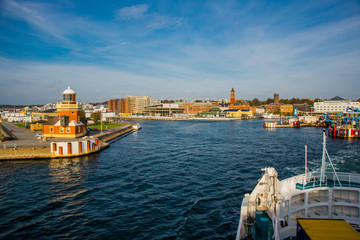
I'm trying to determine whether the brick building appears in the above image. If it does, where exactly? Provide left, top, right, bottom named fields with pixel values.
left=229, top=88, right=250, bottom=110
left=108, top=98, right=129, bottom=115
left=181, top=102, right=213, bottom=114
left=266, top=104, right=280, bottom=112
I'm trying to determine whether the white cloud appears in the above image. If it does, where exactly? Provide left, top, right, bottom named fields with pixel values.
left=116, top=4, right=149, bottom=20
left=2, top=0, right=69, bottom=42
left=1, top=0, right=119, bottom=51
left=147, top=15, right=183, bottom=29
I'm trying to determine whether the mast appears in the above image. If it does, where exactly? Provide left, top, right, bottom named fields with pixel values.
left=304, top=145, right=308, bottom=186
left=320, top=130, right=326, bottom=186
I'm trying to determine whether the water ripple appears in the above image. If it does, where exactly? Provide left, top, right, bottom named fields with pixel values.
left=0, top=120, right=359, bottom=239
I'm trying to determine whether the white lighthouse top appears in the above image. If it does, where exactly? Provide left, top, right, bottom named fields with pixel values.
left=63, top=86, right=75, bottom=94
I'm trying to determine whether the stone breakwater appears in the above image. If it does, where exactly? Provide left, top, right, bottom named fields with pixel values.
left=92, top=123, right=135, bottom=149
left=0, top=123, right=136, bottom=160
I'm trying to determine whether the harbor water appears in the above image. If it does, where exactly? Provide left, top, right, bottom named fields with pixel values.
left=1, top=119, right=359, bottom=239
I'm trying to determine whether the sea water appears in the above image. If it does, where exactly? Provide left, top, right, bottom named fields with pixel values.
left=0, top=119, right=359, bottom=239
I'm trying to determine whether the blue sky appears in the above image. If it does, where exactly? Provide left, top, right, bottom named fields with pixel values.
left=0, top=0, right=360, bottom=104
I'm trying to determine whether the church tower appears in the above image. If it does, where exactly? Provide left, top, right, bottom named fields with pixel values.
left=230, top=88, right=235, bottom=107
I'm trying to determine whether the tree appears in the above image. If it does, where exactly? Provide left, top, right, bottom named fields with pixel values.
left=251, top=98, right=260, bottom=106
left=266, top=98, right=273, bottom=104
left=210, top=107, right=221, bottom=112
left=80, top=110, right=86, bottom=122
left=91, top=112, right=101, bottom=125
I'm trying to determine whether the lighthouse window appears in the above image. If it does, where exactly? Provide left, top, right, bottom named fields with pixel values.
left=63, top=94, right=72, bottom=102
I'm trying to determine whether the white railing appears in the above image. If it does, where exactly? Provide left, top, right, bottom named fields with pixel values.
left=296, top=172, right=360, bottom=189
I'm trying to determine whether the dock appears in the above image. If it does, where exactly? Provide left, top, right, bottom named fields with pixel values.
left=0, top=122, right=138, bottom=160
left=263, top=121, right=314, bottom=128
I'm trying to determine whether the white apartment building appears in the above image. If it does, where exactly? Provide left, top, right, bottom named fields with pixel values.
left=128, top=96, right=152, bottom=114
left=314, top=100, right=359, bottom=113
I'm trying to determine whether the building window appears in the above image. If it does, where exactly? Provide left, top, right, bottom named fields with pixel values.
left=67, top=127, right=71, bottom=133
left=60, top=127, right=64, bottom=133
left=50, top=127, right=54, bottom=133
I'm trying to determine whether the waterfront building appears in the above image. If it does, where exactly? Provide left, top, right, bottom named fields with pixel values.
left=293, top=103, right=311, bottom=112
left=144, top=104, right=184, bottom=116
left=314, top=99, right=360, bottom=113
left=255, top=106, right=266, bottom=114
left=180, top=102, right=213, bottom=114
left=119, top=98, right=129, bottom=114
left=108, top=99, right=120, bottom=115
left=229, top=88, right=250, bottom=111
left=108, top=98, right=131, bottom=115
left=128, top=96, right=151, bottom=114
left=43, top=86, right=86, bottom=139
left=280, top=104, right=294, bottom=114
left=225, top=109, right=253, bottom=118
left=265, top=104, right=280, bottom=113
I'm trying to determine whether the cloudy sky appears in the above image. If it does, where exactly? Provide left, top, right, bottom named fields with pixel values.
left=0, top=0, right=359, bottom=104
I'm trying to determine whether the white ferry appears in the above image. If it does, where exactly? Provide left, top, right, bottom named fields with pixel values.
left=263, top=113, right=281, bottom=119
left=236, top=131, right=360, bottom=240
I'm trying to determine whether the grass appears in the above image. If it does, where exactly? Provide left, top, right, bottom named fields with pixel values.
left=88, top=122, right=123, bottom=130
left=14, top=123, right=27, bottom=128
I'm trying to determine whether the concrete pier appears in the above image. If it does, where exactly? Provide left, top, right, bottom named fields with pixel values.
left=0, top=122, right=138, bottom=160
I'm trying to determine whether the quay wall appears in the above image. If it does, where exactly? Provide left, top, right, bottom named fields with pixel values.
left=0, top=123, right=136, bottom=160
left=94, top=123, right=134, bottom=145
left=117, top=116, right=175, bottom=121
left=0, top=147, right=51, bottom=160
left=116, top=116, right=234, bottom=121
